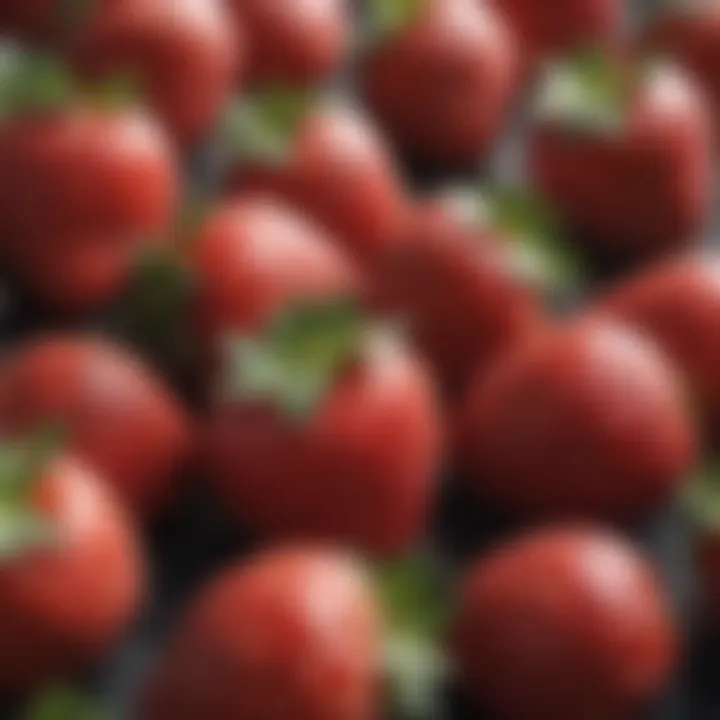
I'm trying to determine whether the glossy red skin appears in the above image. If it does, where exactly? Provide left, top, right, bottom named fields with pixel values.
left=599, top=254, right=720, bottom=443
left=71, top=0, right=240, bottom=144
left=0, top=106, right=178, bottom=313
left=455, top=319, right=696, bottom=521
left=530, top=65, right=713, bottom=262
left=0, top=454, right=143, bottom=694
left=141, top=548, right=380, bottom=720
left=191, top=197, right=360, bottom=349
left=490, top=0, right=621, bottom=70
left=0, top=337, right=191, bottom=517
left=451, top=526, right=678, bottom=720
left=360, top=0, right=518, bottom=168
left=230, top=106, right=407, bottom=269
left=226, top=0, right=349, bottom=87
left=202, top=339, right=443, bottom=556
left=641, top=8, right=720, bottom=137
left=368, top=199, right=543, bottom=400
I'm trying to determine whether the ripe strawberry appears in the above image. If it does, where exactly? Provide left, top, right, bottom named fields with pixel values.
left=456, top=318, right=696, bottom=521
left=200, top=295, right=443, bottom=556
left=360, top=0, right=519, bottom=168
left=530, top=50, right=712, bottom=263
left=226, top=96, right=406, bottom=268
left=452, top=526, right=678, bottom=720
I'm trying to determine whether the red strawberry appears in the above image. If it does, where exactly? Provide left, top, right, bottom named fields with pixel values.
left=141, top=547, right=381, bottom=720
left=0, top=0, right=239, bottom=144
left=367, top=191, right=545, bottom=400
left=0, top=336, right=190, bottom=517
left=0, top=427, right=143, bottom=694
left=200, top=295, right=443, bottom=557
left=640, top=3, right=720, bottom=137
left=452, top=526, right=678, bottom=720
left=530, top=50, right=713, bottom=263
left=225, top=0, right=349, bottom=87
left=227, top=98, right=406, bottom=269
left=455, top=318, right=696, bottom=521
left=0, top=64, right=179, bottom=314
left=599, top=253, right=720, bottom=443
left=71, top=0, right=240, bottom=144
left=360, top=0, right=519, bottom=168
left=491, top=0, right=621, bottom=70
left=190, top=196, right=359, bottom=351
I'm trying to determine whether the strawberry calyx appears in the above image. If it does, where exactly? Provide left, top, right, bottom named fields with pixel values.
left=0, top=49, right=140, bottom=120
left=375, top=554, right=451, bottom=720
left=0, top=422, right=65, bottom=561
left=219, top=295, right=389, bottom=420
left=441, top=185, right=582, bottom=302
left=361, top=0, right=428, bottom=50
left=221, top=87, right=317, bottom=166
left=533, top=47, right=634, bottom=135
left=684, top=463, right=720, bottom=534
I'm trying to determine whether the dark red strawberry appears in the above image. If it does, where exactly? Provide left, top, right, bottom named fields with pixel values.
left=360, top=0, right=519, bottom=168
left=456, top=317, right=696, bottom=521
left=530, top=50, right=713, bottom=263
left=225, top=0, right=349, bottom=87
left=452, top=526, right=678, bottom=720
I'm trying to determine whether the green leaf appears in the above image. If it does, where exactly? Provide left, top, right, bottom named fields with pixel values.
left=87, top=72, right=141, bottom=110
left=24, top=685, right=109, bottom=720
left=0, top=423, right=64, bottom=560
left=375, top=555, right=449, bottom=638
left=683, top=463, right=720, bottom=531
left=366, top=0, right=426, bottom=42
left=375, top=555, right=451, bottom=720
left=384, top=634, right=449, bottom=720
left=0, top=508, right=56, bottom=561
left=0, top=422, right=65, bottom=503
left=220, top=296, right=366, bottom=419
left=480, top=187, right=583, bottom=295
left=533, top=47, right=632, bottom=134
left=0, top=52, right=78, bottom=118
left=113, top=246, right=195, bottom=371
left=222, top=88, right=316, bottom=165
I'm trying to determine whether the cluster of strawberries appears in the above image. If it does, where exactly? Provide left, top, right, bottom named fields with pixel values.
left=0, top=0, right=718, bottom=719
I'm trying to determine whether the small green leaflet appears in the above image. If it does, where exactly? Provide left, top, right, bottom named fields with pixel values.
left=223, top=88, right=315, bottom=165
left=683, top=463, right=720, bottom=531
left=24, top=685, right=110, bottom=720
left=366, top=0, right=426, bottom=42
left=533, top=47, right=632, bottom=134
left=376, top=555, right=451, bottom=720
left=88, top=71, right=141, bottom=110
left=220, top=296, right=365, bottom=419
left=0, top=50, right=78, bottom=118
left=0, top=509, right=56, bottom=561
left=0, top=422, right=65, bottom=503
left=113, top=246, right=196, bottom=371
left=384, top=634, right=450, bottom=720
left=480, top=187, right=582, bottom=294
left=376, top=555, right=449, bottom=638
left=0, top=423, right=64, bottom=560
